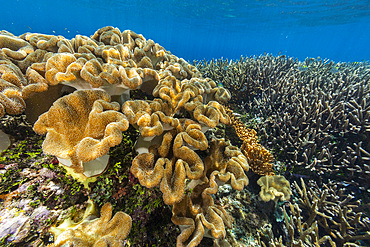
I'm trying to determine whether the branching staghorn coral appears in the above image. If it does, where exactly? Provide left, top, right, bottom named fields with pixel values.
left=198, top=55, right=370, bottom=194
left=277, top=178, right=370, bottom=246
left=198, top=55, right=370, bottom=246
left=195, top=55, right=299, bottom=108
left=267, top=204, right=337, bottom=247
left=257, top=178, right=370, bottom=247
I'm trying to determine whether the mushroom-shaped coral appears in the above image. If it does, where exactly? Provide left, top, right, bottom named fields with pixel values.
left=15, top=48, right=48, bottom=73
left=0, top=87, right=25, bottom=117
left=170, top=139, right=248, bottom=246
left=80, top=58, right=119, bottom=88
left=92, top=26, right=125, bottom=46
left=153, top=73, right=221, bottom=113
left=23, top=32, right=64, bottom=52
left=69, top=35, right=99, bottom=54
left=50, top=201, right=132, bottom=247
left=171, top=180, right=233, bottom=247
left=0, top=32, right=34, bottom=60
left=204, top=138, right=249, bottom=191
left=122, top=99, right=179, bottom=139
left=0, top=60, right=27, bottom=88
left=33, top=89, right=129, bottom=177
left=185, top=100, right=231, bottom=129
left=45, top=53, right=86, bottom=86
left=0, top=60, right=27, bottom=117
left=131, top=120, right=208, bottom=205
left=257, top=175, right=292, bottom=202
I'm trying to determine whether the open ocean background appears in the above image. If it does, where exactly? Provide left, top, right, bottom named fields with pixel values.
left=1, top=0, right=369, bottom=63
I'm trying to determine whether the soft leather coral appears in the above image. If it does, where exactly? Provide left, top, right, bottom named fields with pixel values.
left=34, top=89, right=129, bottom=177
left=257, top=175, right=292, bottom=202
left=50, top=202, right=132, bottom=247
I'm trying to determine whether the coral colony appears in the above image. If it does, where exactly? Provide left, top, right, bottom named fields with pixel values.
left=0, top=26, right=369, bottom=246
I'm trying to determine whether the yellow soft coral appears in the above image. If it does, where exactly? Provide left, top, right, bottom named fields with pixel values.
left=0, top=32, right=34, bottom=60
left=50, top=201, right=132, bottom=247
left=131, top=120, right=207, bottom=205
left=257, top=175, right=292, bottom=202
left=0, top=60, right=27, bottom=117
left=34, top=89, right=129, bottom=177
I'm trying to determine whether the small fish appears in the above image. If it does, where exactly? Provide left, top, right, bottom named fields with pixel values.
left=298, top=65, right=308, bottom=71
left=27, top=26, right=32, bottom=30
left=217, top=82, right=224, bottom=87
left=291, top=173, right=310, bottom=179
left=330, top=66, right=339, bottom=73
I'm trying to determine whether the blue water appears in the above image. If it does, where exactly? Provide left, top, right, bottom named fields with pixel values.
left=2, top=0, right=369, bottom=62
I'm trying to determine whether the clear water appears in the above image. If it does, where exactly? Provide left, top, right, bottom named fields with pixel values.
left=2, top=0, right=369, bottom=62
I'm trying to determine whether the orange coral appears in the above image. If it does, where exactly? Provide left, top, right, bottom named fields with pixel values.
left=33, top=89, right=129, bottom=177
left=225, top=106, right=275, bottom=176
left=171, top=138, right=248, bottom=246
left=131, top=119, right=207, bottom=205
left=0, top=60, right=27, bottom=117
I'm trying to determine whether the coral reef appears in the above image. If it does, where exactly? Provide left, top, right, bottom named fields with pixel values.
left=0, top=26, right=246, bottom=246
left=1, top=26, right=369, bottom=247
left=197, top=55, right=370, bottom=246
left=262, top=178, right=370, bottom=246
left=0, top=116, right=89, bottom=245
left=89, top=126, right=180, bottom=246
left=0, top=60, right=27, bottom=117
left=0, top=113, right=178, bottom=246
left=197, top=55, right=370, bottom=193
left=171, top=138, right=249, bottom=246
